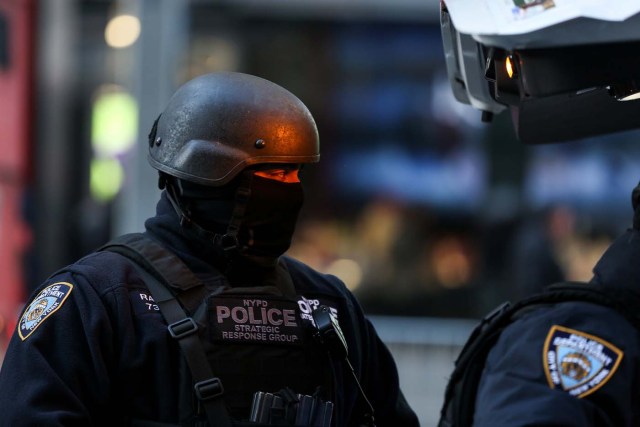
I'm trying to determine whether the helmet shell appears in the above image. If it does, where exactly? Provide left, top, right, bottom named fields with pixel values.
left=148, top=72, right=320, bottom=186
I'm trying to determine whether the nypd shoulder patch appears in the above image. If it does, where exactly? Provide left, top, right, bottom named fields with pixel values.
left=543, top=325, right=623, bottom=398
left=19, top=282, right=74, bottom=341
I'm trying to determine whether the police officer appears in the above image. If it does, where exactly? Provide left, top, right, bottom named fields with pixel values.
left=477, top=196, right=640, bottom=426
left=0, top=72, right=419, bottom=427
left=439, top=185, right=640, bottom=427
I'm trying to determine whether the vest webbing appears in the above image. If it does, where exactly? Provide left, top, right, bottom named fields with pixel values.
left=438, top=281, right=640, bottom=427
left=99, top=233, right=233, bottom=427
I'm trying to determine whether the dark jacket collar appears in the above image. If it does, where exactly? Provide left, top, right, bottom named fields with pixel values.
left=590, top=228, right=640, bottom=302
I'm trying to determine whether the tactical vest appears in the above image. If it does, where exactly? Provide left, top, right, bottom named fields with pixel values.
left=99, top=233, right=337, bottom=427
left=438, top=281, right=640, bottom=427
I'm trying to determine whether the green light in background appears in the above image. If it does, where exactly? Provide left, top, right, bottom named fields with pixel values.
left=91, top=88, right=138, bottom=156
left=90, top=158, right=124, bottom=202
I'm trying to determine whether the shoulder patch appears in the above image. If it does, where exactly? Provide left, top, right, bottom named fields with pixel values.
left=19, top=282, right=74, bottom=341
left=543, top=325, right=623, bottom=398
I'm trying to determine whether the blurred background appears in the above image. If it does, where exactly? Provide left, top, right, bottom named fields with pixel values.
left=2, top=0, right=640, bottom=425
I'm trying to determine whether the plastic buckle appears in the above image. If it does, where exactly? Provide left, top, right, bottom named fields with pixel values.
left=168, top=317, right=198, bottom=339
left=195, top=377, right=224, bottom=401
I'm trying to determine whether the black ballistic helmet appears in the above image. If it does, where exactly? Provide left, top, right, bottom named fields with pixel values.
left=148, top=72, right=320, bottom=186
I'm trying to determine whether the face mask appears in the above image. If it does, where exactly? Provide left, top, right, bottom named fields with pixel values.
left=186, top=198, right=235, bottom=235
left=236, top=175, right=304, bottom=259
left=176, top=177, right=239, bottom=235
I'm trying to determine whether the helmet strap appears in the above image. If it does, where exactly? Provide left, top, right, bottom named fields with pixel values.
left=216, top=171, right=254, bottom=253
left=164, top=172, right=255, bottom=260
left=165, top=179, right=221, bottom=243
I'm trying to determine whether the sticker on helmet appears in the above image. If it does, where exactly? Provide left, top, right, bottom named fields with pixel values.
left=18, top=282, right=74, bottom=341
left=543, top=325, right=623, bottom=398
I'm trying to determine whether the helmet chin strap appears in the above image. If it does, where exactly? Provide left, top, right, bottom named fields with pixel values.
left=164, top=179, right=217, bottom=242
left=220, top=171, right=253, bottom=252
left=163, top=171, right=257, bottom=259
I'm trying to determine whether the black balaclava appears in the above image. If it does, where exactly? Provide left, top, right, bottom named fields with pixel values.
left=234, top=175, right=304, bottom=259
left=164, top=169, right=304, bottom=269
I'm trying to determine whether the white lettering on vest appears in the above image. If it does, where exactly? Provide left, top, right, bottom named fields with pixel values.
left=217, top=306, right=231, bottom=323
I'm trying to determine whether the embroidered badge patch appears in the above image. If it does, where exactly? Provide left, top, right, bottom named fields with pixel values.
left=543, top=325, right=623, bottom=398
left=19, top=282, right=74, bottom=341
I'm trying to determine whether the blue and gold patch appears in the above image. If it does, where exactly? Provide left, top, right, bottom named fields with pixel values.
left=543, top=325, right=623, bottom=398
left=19, top=282, right=73, bottom=341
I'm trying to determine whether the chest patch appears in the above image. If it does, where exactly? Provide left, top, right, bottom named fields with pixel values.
left=297, top=295, right=339, bottom=328
left=543, top=325, right=623, bottom=398
left=209, top=296, right=305, bottom=346
left=19, top=282, right=74, bottom=341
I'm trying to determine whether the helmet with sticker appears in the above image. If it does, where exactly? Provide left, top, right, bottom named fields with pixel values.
left=440, top=0, right=640, bottom=143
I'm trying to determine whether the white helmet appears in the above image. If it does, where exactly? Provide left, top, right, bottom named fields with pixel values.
left=440, top=0, right=640, bottom=143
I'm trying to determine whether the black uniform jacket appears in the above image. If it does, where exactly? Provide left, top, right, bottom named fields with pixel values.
left=474, top=228, right=640, bottom=426
left=0, top=194, right=419, bottom=427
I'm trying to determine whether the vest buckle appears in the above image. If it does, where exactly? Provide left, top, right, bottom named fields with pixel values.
left=168, top=317, right=199, bottom=339
left=195, top=377, right=225, bottom=401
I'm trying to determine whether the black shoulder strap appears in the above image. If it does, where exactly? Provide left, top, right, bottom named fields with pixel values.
left=438, top=281, right=640, bottom=427
left=100, top=233, right=211, bottom=312
left=99, top=233, right=233, bottom=427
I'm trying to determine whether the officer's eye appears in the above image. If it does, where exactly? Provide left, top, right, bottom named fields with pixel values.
left=270, top=169, right=288, bottom=179
left=254, top=165, right=300, bottom=182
